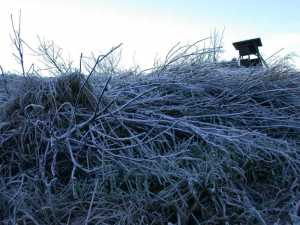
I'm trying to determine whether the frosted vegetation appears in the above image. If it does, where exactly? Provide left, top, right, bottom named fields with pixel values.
left=0, top=15, right=300, bottom=225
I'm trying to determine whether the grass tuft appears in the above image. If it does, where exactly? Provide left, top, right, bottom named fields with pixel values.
left=0, top=55, right=300, bottom=224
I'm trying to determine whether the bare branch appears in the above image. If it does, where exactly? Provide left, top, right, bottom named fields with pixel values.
left=10, top=11, right=26, bottom=76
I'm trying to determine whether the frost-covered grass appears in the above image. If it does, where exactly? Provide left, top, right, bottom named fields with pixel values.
left=0, top=59, right=300, bottom=225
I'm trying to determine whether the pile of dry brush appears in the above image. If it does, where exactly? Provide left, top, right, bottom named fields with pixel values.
left=0, top=50, right=300, bottom=224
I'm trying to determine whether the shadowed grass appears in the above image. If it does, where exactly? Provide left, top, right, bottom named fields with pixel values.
left=0, top=57, right=300, bottom=225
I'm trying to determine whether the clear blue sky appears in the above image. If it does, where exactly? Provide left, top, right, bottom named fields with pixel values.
left=99, top=0, right=300, bottom=32
left=95, top=0, right=300, bottom=29
left=0, top=0, right=299, bottom=71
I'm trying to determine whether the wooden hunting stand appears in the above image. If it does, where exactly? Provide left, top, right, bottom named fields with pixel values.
left=233, top=38, right=268, bottom=68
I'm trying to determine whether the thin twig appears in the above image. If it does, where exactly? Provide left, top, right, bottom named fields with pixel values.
left=76, top=43, right=123, bottom=104
left=10, top=11, right=26, bottom=76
